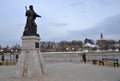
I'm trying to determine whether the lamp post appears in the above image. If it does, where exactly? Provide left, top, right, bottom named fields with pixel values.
left=0, top=49, right=4, bottom=62
left=10, top=49, right=14, bottom=62
left=15, top=49, right=19, bottom=62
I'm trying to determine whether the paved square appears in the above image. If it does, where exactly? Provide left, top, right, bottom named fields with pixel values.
left=0, top=63, right=120, bottom=81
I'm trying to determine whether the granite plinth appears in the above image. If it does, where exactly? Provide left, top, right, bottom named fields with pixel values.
left=21, top=36, right=40, bottom=50
left=16, top=36, right=45, bottom=79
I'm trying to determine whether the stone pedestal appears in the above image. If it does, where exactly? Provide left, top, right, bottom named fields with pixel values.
left=16, top=36, right=45, bottom=79
left=22, top=36, right=40, bottom=50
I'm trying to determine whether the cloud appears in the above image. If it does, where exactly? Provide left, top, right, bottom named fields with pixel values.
left=100, top=15, right=120, bottom=34
left=1, top=0, right=120, bottom=46
left=39, top=14, right=120, bottom=41
left=47, top=22, right=68, bottom=28
left=68, top=14, right=120, bottom=40
left=68, top=0, right=84, bottom=7
left=95, top=0, right=120, bottom=6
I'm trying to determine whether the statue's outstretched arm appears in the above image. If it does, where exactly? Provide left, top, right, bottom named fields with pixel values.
left=35, top=12, right=41, bottom=17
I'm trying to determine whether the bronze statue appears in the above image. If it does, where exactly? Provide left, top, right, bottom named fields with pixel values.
left=23, top=5, right=41, bottom=36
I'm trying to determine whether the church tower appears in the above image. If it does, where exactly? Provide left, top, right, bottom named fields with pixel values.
left=100, top=33, right=104, bottom=40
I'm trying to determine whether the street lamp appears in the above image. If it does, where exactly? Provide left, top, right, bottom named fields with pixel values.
left=0, top=49, right=4, bottom=62
left=10, top=49, right=14, bottom=61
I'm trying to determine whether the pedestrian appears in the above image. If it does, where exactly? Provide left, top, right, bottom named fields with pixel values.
left=82, top=53, right=86, bottom=63
left=1, top=54, right=5, bottom=62
left=16, top=54, right=19, bottom=62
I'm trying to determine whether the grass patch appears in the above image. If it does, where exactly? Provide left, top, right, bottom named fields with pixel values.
left=0, top=61, right=17, bottom=66
left=103, top=63, right=119, bottom=67
left=98, top=62, right=119, bottom=67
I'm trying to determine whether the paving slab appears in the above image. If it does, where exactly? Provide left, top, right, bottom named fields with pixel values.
left=0, top=62, right=120, bottom=81
left=44, top=62, right=120, bottom=81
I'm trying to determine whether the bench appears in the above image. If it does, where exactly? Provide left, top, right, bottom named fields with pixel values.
left=99, top=58, right=119, bottom=67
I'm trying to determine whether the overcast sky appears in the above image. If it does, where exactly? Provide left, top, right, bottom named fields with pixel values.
left=0, top=0, right=120, bottom=46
